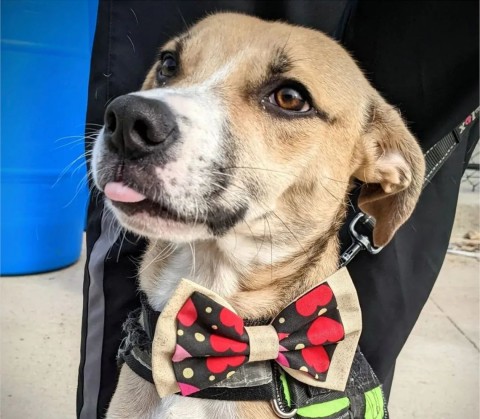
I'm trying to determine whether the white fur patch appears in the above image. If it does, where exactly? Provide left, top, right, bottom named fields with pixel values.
left=159, top=395, right=238, bottom=419
left=140, top=242, right=242, bottom=312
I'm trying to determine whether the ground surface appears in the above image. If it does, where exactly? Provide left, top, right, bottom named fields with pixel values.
left=1, top=186, right=478, bottom=418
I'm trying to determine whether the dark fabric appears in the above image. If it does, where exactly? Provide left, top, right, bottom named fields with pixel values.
left=341, top=0, right=479, bottom=384
left=78, top=0, right=479, bottom=417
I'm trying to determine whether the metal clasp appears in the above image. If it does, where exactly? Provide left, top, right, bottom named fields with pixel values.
left=271, top=397, right=298, bottom=418
left=339, top=212, right=383, bottom=267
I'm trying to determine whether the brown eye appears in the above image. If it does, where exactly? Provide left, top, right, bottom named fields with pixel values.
left=269, top=87, right=311, bottom=112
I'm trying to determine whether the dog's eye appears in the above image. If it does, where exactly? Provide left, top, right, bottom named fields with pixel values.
left=157, top=53, right=178, bottom=83
left=269, top=87, right=311, bottom=112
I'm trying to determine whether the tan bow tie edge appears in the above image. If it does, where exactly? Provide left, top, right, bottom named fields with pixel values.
left=151, top=267, right=362, bottom=398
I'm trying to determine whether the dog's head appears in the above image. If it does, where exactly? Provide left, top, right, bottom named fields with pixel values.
left=92, top=13, right=424, bottom=248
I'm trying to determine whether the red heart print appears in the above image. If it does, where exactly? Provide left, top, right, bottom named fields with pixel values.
left=301, top=346, right=330, bottom=374
left=220, top=308, right=244, bottom=335
left=206, top=355, right=246, bottom=373
left=295, top=285, right=333, bottom=317
left=210, top=334, right=247, bottom=353
left=177, top=298, right=197, bottom=327
left=307, top=316, right=344, bottom=345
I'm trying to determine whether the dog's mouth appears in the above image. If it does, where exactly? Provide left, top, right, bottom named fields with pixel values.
left=104, top=182, right=192, bottom=224
left=102, top=178, right=249, bottom=239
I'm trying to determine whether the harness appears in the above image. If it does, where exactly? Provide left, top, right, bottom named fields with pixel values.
left=117, top=108, right=478, bottom=418
left=119, top=293, right=387, bottom=419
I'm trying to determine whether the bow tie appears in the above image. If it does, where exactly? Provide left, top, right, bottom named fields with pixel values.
left=151, top=267, right=361, bottom=398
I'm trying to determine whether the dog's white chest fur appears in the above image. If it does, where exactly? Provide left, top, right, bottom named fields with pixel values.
left=140, top=241, right=242, bottom=313
left=159, top=395, right=238, bottom=419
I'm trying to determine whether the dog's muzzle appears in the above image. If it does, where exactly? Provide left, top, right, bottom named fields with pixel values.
left=104, top=95, right=179, bottom=159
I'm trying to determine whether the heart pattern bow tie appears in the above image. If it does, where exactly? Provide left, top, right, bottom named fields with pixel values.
left=151, top=267, right=362, bottom=398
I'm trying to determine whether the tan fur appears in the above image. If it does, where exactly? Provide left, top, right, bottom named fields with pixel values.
left=105, top=13, right=425, bottom=418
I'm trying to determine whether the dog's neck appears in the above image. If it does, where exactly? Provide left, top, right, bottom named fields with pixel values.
left=139, top=200, right=345, bottom=321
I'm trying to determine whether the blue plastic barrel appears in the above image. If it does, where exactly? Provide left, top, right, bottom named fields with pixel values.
left=1, top=0, right=98, bottom=275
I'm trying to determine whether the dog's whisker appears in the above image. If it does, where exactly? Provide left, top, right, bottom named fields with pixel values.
left=139, top=243, right=178, bottom=276
left=129, top=7, right=139, bottom=25
left=116, top=229, right=128, bottom=263
left=323, top=176, right=351, bottom=184
left=270, top=210, right=307, bottom=254
left=193, top=197, right=200, bottom=230
left=52, top=153, right=90, bottom=189
left=318, top=180, right=345, bottom=203
left=122, top=232, right=141, bottom=247
left=176, top=5, right=191, bottom=34
left=126, top=33, right=136, bottom=54
left=211, top=176, right=306, bottom=258
left=188, top=241, right=196, bottom=277
left=253, top=216, right=268, bottom=260
left=219, top=166, right=297, bottom=178
left=264, top=214, right=274, bottom=283
left=54, top=135, right=86, bottom=143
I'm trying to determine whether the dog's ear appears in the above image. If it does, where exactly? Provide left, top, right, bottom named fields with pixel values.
left=353, top=99, right=425, bottom=247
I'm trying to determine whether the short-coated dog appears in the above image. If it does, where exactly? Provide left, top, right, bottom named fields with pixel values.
left=91, top=13, right=425, bottom=419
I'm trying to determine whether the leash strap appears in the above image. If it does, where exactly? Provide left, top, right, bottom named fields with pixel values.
left=424, top=106, right=478, bottom=188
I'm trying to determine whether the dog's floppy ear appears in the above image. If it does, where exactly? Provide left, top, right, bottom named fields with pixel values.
left=353, top=99, right=425, bottom=247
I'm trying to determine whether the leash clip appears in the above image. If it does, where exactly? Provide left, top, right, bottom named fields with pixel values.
left=271, top=363, right=298, bottom=418
left=340, top=212, right=383, bottom=267
left=271, top=398, right=298, bottom=418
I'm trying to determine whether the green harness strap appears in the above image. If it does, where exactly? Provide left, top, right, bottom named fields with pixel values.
left=280, top=370, right=385, bottom=419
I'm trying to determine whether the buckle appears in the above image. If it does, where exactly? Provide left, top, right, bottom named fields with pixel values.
left=339, top=212, right=383, bottom=267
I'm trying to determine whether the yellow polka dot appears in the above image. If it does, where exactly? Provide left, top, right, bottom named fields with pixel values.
left=209, top=375, right=215, bottom=381
left=318, top=308, right=327, bottom=316
left=205, top=307, right=212, bottom=313
left=183, top=368, right=194, bottom=379
left=177, top=330, right=184, bottom=336
left=226, top=371, right=235, bottom=379
left=195, top=333, right=205, bottom=342
left=211, top=325, right=218, bottom=330
left=300, top=366, right=308, bottom=372
left=279, top=318, right=285, bottom=324
left=295, top=343, right=305, bottom=350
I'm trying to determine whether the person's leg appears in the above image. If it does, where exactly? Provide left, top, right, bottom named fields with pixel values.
left=341, top=0, right=479, bottom=396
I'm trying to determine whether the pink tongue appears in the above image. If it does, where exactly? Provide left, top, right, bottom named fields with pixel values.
left=104, top=182, right=146, bottom=203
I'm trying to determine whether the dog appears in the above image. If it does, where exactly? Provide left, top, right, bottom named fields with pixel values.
left=91, top=12, right=425, bottom=419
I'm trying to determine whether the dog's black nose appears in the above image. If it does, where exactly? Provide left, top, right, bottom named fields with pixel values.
left=104, top=95, right=178, bottom=158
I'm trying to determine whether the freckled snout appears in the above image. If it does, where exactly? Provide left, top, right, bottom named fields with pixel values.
left=104, top=95, right=179, bottom=158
